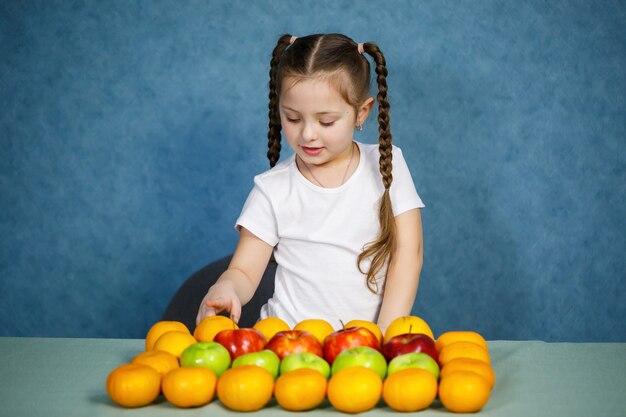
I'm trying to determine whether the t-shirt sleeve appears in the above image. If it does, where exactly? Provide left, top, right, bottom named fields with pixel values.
left=235, top=177, right=280, bottom=246
left=390, top=147, right=425, bottom=216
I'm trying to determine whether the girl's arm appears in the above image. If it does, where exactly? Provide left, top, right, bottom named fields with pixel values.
left=376, top=208, right=424, bottom=333
left=196, top=227, right=274, bottom=325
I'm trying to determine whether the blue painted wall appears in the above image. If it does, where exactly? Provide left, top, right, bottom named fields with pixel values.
left=1, top=0, right=624, bottom=341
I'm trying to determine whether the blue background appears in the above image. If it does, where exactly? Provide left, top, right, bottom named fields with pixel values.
left=1, top=0, right=624, bottom=341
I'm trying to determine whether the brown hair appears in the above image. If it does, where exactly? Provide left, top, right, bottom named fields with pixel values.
left=267, top=33, right=396, bottom=293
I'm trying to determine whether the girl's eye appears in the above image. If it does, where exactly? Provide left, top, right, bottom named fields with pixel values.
left=286, top=117, right=300, bottom=123
left=320, top=121, right=335, bottom=127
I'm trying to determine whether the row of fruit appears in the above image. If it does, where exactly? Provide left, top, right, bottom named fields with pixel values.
left=106, top=315, right=495, bottom=413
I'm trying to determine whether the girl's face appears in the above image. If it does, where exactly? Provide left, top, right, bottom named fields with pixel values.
left=279, top=77, right=372, bottom=170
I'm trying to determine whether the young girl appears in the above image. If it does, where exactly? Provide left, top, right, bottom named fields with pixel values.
left=196, top=33, right=424, bottom=332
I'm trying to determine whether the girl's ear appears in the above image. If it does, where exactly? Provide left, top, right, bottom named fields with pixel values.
left=357, top=97, right=375, bottom=126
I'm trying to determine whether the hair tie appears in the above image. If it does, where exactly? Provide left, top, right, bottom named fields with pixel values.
left=357, top=43, right=365, bottom=55
left=290, top=36, right=298, bottom=45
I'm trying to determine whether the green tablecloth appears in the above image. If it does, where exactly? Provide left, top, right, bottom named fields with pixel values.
left=0, top=337, right=624, bottom=416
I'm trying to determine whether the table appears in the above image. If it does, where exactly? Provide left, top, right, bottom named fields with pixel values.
left=0, top=337, right=624, bottom=416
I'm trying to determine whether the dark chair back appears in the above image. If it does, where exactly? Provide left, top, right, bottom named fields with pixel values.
left=161, top=255, right=276, bottom=331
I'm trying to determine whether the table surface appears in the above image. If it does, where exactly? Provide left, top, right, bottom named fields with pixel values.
left=0, top=337, right=624, bottom=417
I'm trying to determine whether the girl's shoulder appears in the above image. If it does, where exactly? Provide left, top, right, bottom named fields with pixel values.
left=252, top=154, right=296, bottom=188
left=358, top=141, right=406, bottom=162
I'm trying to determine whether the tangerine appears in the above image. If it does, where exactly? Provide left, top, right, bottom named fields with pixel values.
left=436, top=330, right=488, bottom=352
left=253, top=317, right=290, bottom=341
left=216, top=365, right=274, bottom=412
left=294, top=318, right=335, bottom=346
left=384, top=315, right=434, bottom=342
left=383, top=368, right=437, bottom=412
left=162, top=367, right=217, bottom=408
left=441, top=357, right=496, bottom=389
left=131, top=350, right=180, bottom=376
left=145, top=320, right=190, bottom=351
left=106, top=363, right=161, bottom=408
left=274, top=368, right=327, bottom=411
left=438, top=341, right=491, bottom=367
left=194, top=315, right=238, bottom=342
left=153, top=331, right=197, bottom=358
left=327, top=366, right=382, bottom=413
left=438, top=370, right=491, bottom=413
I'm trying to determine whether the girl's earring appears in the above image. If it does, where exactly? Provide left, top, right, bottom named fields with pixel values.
left=356, top=124, right=363, bottom=131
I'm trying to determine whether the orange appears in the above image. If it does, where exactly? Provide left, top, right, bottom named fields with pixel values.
left=162, top=367, right=217, bottom=408
left=193, top=315, right=238, bottom=342
left=274, top=368, right=327, bottom=411
left=253, top=317, right=291, bottom=341
left=106, top=363, right=161, bottom=408
left=294, top=318, right=335, bottom=346
left=441, top=358, right=496, bottom=389
left=436, top=330, right=488, bottom=352
left=344, top=319, right=383, bottom=345
left=131, top=350, right=180, bottom=376
left=438, top=341, right=491, bottom=367
left=327, top=366, right=383, bottom=413
left=145, top=320, right=190, bottom=351
left=153, top=331, right=197, bottom=358
left=438, top=370, right=491, bottom=413
left=216, top=365, right=274, bottom=411
left=384, top=315, right=434, bottom=342
left=383, top=368, right=437, bottom=412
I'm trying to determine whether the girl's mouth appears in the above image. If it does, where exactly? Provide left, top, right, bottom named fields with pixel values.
left=302, top=146, right=323, bottom=156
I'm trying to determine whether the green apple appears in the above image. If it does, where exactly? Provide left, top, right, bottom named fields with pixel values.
left=387, top=352, right=440, bottom=379
left=232, top=349, right=281, bottom=379
left=330, top=346, right=387, bottom=380
left=279, top=352, right=331, bottom=379
left=180, top=341, right=231, bottom=376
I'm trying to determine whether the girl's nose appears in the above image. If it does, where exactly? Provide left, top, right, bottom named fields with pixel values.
left=301, top=121, right=318, bottom=142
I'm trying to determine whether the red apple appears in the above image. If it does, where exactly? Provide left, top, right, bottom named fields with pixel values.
left=213, top=328, right=267, bottom=360
left=381, top=332, right=439, bottom=362
left=266, top=330, right=323, bottom=360
left=323, top=326, right=380, bottom=365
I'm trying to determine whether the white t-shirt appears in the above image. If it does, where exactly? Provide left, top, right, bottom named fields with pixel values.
left=235, top=142, right=424, bottom=328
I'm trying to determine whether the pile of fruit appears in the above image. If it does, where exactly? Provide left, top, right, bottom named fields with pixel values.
left=106, top=315, right=495, bottom=413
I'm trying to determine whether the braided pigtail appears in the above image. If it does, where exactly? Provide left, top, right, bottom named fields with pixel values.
left=267, top=34, right=292, bottom=167
left=357, top=42, right=396, bottom=293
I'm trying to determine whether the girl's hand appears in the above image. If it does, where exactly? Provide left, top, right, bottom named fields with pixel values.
left=195, top=227, right=274, bottom=326
left=196, top=287, right=242, bottom=325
